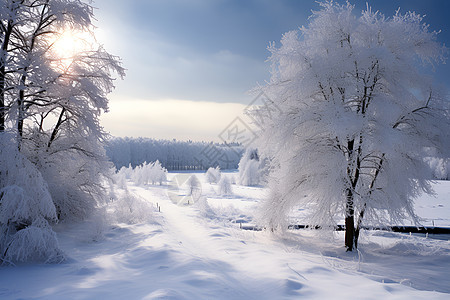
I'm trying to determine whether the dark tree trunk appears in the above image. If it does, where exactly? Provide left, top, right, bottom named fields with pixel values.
left=345, top=188, right=355, bottom=251
left=17, top=73, right=26, bottom=148
left=354, top=206, right=365, bottom=249
left=353, top=156, right=383, bottom=249
left=345, top=216, right=355, bottom=251
left=0, top=19, right=13, bottom=132
left=47, top=107, right=65, bottom=148
left=345, top=138, right=357, bottom=251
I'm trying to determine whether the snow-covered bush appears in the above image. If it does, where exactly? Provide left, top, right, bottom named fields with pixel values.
left=131, top=164, right=144, bottom=186
left=0, top=134, right=63, bottom=264
left=118, top=164, right=134, bottom=180
left=110, top=190, right=155, bottom=224
left=150, top=161, right=168, bottom=185
left=22, top=131, right=112, bottom=222
left=187, top=175, right=202, bottom=202
left=426, top=157, right=449, bottom=180
left=240, top=160, right=260, bottom=186
left=193, top=196, right=215, bottom=218
left=129, top=161, right=167, bottom=186
left=114, top=166, right=129, bottom=190
left=168, top=174, right=203, bottom=205
left=2, top=218, right=63, bottom=264
left=238, top=148, right=267, bottom=186
left=206, top=167, right=221, bottom=184
left=217, top=176, right=233, bottom=196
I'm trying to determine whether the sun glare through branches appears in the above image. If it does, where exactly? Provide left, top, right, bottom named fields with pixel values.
left=49, top=28, right=95, bottom=71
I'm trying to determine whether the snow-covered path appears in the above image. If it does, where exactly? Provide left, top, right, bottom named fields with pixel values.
left=125, top=181, right=449, bottom=299
left=0, top=177, right=449, bottom=299
left=129, top=184, right=311, bottom=299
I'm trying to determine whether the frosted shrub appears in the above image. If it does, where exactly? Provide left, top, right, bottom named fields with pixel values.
left=23, top=132, right=112, bottom=222
left=217, top=176, right=233, bottom=196
left=114, top=169, right=129, bottom=190
left=187, top=175, right=202, bottom=202
left=129, top=160, right=167, bottom=186
left=3, top=218, right=63, bottom=263
left=241, top=160, right=260, bottom=186
left=0, top=134, right=62, bottom=264
left=150, top=160, right=168, bottom=185
left=426, top=157, right=449, bottom=180
left=206, top=166, right=221, bottom=184
left=238, top=148, right=266, bottom=186
left=193, top=196, right=215, bottom=218
left=114, top=164, right=135, bottom=190
left=111, top=190, right=154, bottom=224
left=118, top=164, right=134, bottom=180
left=131, top=164, right=144, bottom=185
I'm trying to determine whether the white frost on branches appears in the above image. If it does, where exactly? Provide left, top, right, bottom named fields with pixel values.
left=118, top=161, right=167, bottom=186
left=238, top=148, right=267, bottom=186
left=255, top=1, right=449, bottom=249
left=0, top=133, right=62, bottom=264
left=206, top=166, right=221, bottom=184
left=0, top=0, right=123, bottom=262
left=217, top=176, right=233, bottom=196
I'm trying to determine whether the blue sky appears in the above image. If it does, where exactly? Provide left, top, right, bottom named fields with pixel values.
left=95, top=0, right=450, bottom=141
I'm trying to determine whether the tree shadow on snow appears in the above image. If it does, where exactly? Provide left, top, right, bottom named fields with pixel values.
left=279, top=229, right=450, bottom=293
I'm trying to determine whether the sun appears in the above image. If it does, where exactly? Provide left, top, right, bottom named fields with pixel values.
left=53, top=31, right=78, bottom=57
left=50, top=28, right=95, bottom=70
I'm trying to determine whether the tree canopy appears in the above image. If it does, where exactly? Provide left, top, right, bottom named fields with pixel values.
left=255, top=1, right=449, bottom=250
left=0, top=0, right=123, bottom=263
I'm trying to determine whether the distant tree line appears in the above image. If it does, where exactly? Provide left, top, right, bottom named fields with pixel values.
left=105, top=137, right=243, bottom=171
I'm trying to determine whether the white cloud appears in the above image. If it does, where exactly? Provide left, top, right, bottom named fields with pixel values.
left=94, top=3, right=269, bottom=104
left=101, top=97, right=249, bottom=141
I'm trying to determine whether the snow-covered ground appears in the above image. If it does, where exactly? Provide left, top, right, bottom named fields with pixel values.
left=1, top=172, right=449, bottom=299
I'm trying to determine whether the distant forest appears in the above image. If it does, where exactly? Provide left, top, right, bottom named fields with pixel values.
left=106, top=137, right=243, bottom=171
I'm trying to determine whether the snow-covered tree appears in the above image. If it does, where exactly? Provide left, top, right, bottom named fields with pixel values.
left=238, top=148, right=267, bottom=186
left=148, top=160, right=167, bottom=185
left=424, top=151, right=449, bottom=180
left=0, top=0, right=123, bottom=261
left=187, top=175, right=202, bottom=202
left=105, top=137, right=243, bottom=171
left=114, top=164, right=134, bottom=190
left=217, top=176, right=233, bottom=196
left=428, top=158, right=449, bottom=180
left=128, top=161, right=167, bottom=186
left=206, top=166, right=221, bottom=184
left=1, top=0, right=123, bottom=221
left=255, top=1, right=449, bottom=251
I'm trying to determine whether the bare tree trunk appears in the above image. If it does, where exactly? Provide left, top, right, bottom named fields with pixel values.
left=17, top=4, right=44, bottom=145
left=47, top=107, right=65, bottom=148
left=0, top=19, right=14, bottom=132
left=354, top=155, right=384, bottom=249
left=345, top=138, right=357, bottom=251
left=345, top=188, right=355, bottom=251
left=17, top=73, right=27, bottom=148
left=354, top=205, right=365, bottom=249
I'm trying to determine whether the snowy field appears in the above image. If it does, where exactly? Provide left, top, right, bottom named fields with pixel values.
left=1, top=172, right=449, bottom=299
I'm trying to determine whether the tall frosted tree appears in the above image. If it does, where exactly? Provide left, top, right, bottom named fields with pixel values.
left=256, top=1, right=449, bottom=251
left=0, top=0, right=123, bottom=262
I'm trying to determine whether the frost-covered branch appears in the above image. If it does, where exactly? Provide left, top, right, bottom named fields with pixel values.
left=255, top=0, right=449, bottom=251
